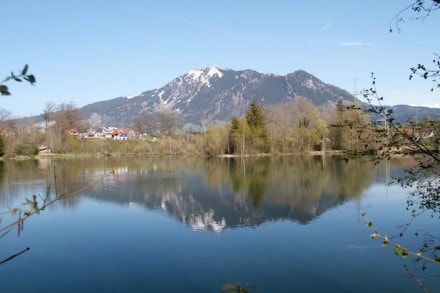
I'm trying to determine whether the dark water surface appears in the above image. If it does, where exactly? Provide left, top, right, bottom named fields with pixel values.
left=0, top=156, right=439, bottom=292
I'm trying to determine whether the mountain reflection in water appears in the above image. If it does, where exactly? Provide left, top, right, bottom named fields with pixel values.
left=0, top=156, right=411, bottom=232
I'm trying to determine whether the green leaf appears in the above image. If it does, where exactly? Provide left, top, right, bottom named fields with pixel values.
left=24, top=74, right=36, bottom=84
left=33, top=203, right=40, bottom=214
left=370, top=230, right=379, bottom=239
left=0, top=85, right=11, bottom=95
left=394, top=245, right=402, bottom=256
left=382, top=235, right=389, bottom=247
left=21, top=64, right=28, bottom=76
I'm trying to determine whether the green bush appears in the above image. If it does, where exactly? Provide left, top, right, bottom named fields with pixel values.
left=15, top=144, right=36, bottom=156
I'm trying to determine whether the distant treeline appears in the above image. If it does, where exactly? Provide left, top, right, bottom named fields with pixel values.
left=0, top=97, right=439, bottom=157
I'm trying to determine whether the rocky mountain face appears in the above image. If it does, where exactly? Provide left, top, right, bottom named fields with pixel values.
left=23, top=66, right=437, bottom=128
left=80, top=67, right=356, bottom=127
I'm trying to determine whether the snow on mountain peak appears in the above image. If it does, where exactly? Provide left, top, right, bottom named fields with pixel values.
left=207, top=66, right=223, bottom=78
left=187, top=69, right=204, bottom=81
left=187, top=67, right=223, bottom=81
left=185, top=67, right=223, bottom=87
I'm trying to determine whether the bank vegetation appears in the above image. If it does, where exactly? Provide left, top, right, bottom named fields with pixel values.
left=0, top=97, right=438, bottom=158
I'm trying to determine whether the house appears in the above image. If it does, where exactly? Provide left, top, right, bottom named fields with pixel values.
left=85, top=128, right=103, bottom=138
left=37, top=145, right=52, bottom=155
left=102, top=127, right=130, bottom=140
left=115, top=128, right=130, bottom=140
left=102, top=127, right=118, bottom=139
left=401, top=127, right=435, bottom=141
left=68, top=128, right=79, bottom=136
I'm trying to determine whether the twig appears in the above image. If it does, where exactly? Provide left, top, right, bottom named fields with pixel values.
left=362, top=213, right=439, bottom=264
left=0, top=247, right=30, bottom=265
left=404, top=265, right=429, bottom=293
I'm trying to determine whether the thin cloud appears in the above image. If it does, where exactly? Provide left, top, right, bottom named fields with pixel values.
left=422, top=103, right=440, bottom=108
left=149, top=9, right=229, bottom=34
left=126, top=6, right=229, bottom=34
left=126, top=7, right=295, bottom=41
left=126, top=6, right=143, bottom=15
left=309, top=22, right=333, bottom=44
left=338, top=41, right=376, bottom=46
left=321, top=22, right=332, bottom=33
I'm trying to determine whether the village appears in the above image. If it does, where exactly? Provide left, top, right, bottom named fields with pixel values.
left=68, top=126, right=133, bottom=140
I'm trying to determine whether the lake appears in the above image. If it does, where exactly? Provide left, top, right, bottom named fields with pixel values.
left=0, top=156, right=439, bottom=292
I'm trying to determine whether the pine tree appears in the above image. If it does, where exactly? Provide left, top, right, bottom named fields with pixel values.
left=228, top=117, right=241, bottom=154
left=245, top=100, right=268, bottom=152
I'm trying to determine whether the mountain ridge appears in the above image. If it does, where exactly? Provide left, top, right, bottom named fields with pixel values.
left=79, top=66, right=357, bottom=127
left=24, top=67, right=440, bottom=128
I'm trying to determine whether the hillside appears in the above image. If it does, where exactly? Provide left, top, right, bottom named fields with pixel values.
left=79, top=67, right=356, bottom=127
left=26, top=67, right=440, bottom=128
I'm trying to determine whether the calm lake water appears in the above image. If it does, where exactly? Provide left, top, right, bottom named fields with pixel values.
left=0, top=156, right=439, bottom=292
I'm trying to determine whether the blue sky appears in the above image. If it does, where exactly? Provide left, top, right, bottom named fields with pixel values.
left=1, top=0, right=439, bottom=117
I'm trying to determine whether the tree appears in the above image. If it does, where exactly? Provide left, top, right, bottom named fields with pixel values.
left=204, top=125, right=228, bottom=156
left=291, top=102, right=328, bottom=152
left=329, top=100, right=344, bottom=150
left=53, top=103, right=82, bottom=150
left=132, top=115, right=145, bottom=136
left=88, top=112, right=102, bottom=129
left=132, top=113, right=156, bottom=136
left=55, top=103, right=82, bottom=133
left=0, top=108, right=12, bottom=132
left=265, top=102, right=294, bottom=153
left=327, top=100, right=375, bottom=153
left=228, top=116, right=242, bottom=154
left=157, top=110, right=180, bottom=136
left=245, top=100, right=268, bottom=152
left=41, top=102, right=55, bottom=131
left=266, top=97, right=328, bottom=153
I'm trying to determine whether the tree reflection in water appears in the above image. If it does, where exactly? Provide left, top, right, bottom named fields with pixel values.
left=0, top=155, right=436, bottom=290
left=0, top=155, right=388, bottom=231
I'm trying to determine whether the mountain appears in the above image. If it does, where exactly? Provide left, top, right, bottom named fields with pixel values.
left=79, top=67, right=356, bottom=127
left=389, top=104, right=440, bottom=123
left=24, top=67, right=440, bottom=128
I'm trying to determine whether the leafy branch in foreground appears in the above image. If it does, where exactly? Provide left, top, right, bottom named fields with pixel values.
left=363, top=212, right=439, bottom=264
left=390, top=1, right=440, bottom=92
left=364, top=73, right=439, bottom=161
left=0, top=64, right=36, bottom=96
left=389, top=0, right=440, bottom=33
left=410, top=54, right=440, bottom=92
left=363, top=212, right=439, bottom=293
left=363, top=73, right=440, bottom=215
